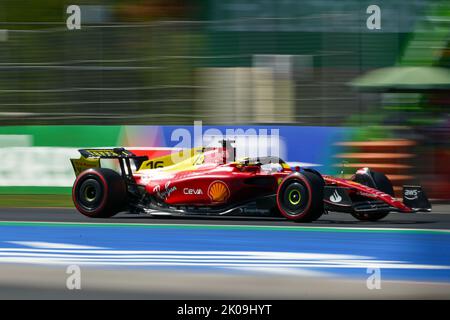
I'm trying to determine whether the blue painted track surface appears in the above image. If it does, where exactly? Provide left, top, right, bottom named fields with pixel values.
left=0, top=222, right=449, bottom=283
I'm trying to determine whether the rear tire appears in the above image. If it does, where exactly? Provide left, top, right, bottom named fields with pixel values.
left=351, top=170, right=393, bottom=221
left=276, top=172, right=324, bottom=222
left=73, top=168, right=127, bottom=218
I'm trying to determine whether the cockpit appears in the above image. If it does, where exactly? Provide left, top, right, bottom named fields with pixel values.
left=235, top=156, right=291, bottom=173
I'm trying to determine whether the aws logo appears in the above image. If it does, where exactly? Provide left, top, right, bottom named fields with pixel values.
left=405, top=189, right=419, bottom=201
left=207, top=181, right=230, bottom=203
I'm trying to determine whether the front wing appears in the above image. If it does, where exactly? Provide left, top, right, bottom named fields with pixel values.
left=323, top=185, right=432, bottom=214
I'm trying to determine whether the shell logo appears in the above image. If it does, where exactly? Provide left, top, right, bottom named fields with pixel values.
left=207, top=180, right=230, bottom=203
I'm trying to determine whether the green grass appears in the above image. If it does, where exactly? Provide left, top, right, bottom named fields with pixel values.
left=0, top=187, right=71, bottom=195
left=0, top=194, right=73, bottom=207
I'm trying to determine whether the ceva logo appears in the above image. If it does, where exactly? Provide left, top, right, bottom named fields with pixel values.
left=183, top=188, right=203, bottom=195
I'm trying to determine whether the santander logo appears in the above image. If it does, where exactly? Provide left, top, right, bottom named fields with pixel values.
left=329, top=190, right=342, bottom=203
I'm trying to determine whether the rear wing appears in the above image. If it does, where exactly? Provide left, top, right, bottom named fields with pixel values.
left=71, top=147, right=148, bottom=178
left=79, top=148, right=137, bottom=159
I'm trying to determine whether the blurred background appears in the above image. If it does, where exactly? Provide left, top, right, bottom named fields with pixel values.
left=0, top=0, right=449, bottom=204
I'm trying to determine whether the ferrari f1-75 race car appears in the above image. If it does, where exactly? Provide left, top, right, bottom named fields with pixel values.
left=70, top=141, right=431, bottom=222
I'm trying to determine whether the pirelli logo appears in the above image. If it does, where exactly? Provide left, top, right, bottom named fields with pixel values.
left=87, top=150, right=120, bottom=157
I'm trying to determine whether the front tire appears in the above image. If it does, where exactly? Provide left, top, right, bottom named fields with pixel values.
left=276, top=172, right=324, bottom=222
left=73, top=168, right=127, bottom=218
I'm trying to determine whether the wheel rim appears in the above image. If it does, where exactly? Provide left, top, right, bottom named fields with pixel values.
left=84, top=185, right=97, bottom=202
left=288, top=189, right=301, bottom=205
left=279, top=181, right=309, bottom=216
left=77, top=177, right=104, bottom=211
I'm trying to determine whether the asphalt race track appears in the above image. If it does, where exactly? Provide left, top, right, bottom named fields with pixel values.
left=0, top=206, right=449, bottom=299
left=1, top=204, right=450, bottom=228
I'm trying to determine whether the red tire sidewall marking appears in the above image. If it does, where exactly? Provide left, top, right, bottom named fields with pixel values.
left=72, top=169, right=109, bottom=215
left=276, top=175, right=313, bottom=220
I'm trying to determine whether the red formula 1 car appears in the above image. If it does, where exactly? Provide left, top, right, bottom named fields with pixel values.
left=70, top=141, right=431, bottom=222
